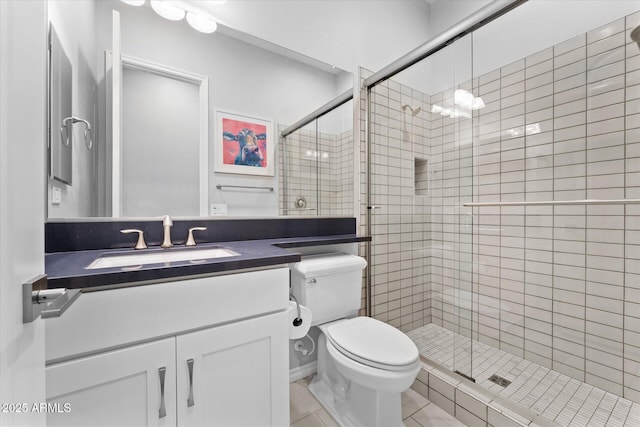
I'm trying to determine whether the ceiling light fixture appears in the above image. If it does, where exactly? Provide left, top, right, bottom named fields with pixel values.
left=150, top=0, right=185, bottom=21
left=454, top=89, right=485, bottom=110
left=121, top=0, right=146, bottom=5
left=186, top=11, right=218, bottom=34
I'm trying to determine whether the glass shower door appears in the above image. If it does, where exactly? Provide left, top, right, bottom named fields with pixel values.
left=427, top=33, right=476, bottom=380
left=365, top=30, right=476, bottom=381
left=366, top=73, right=432, bottom=335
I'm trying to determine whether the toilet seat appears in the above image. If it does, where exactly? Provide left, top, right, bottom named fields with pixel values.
left=326, top=317, right=419, bottom=372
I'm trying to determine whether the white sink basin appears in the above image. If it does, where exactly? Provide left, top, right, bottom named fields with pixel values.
left=86, top=247, right=241, bottom=270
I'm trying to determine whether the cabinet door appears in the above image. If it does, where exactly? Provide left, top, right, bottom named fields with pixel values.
left=46, top=338, right=176, bottom=427
left=177, top=311, right=289, bottom=427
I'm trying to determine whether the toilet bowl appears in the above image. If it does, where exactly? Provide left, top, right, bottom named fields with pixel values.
left=308, top=317, right=420, bottom=427
left=326, top=317, right=420, bottom=392
left=290, top=254, right=420, bottom=427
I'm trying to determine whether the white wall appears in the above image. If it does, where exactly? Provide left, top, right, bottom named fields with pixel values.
left=103, top=1, right=350, bottom=126
left=424, top=0, right=640, bottom=95
left=473, top=0, right=640, bottom=78
left=376, top=0, right=488, bottom=97
left=428, top=0, right=492, bottom=37
left=383, top=0, right=640, bottom=96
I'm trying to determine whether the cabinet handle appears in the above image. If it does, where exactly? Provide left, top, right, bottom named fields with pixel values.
left=187, top=358, right=195, bottom=407
left=158, top=367, right=167, bottom=419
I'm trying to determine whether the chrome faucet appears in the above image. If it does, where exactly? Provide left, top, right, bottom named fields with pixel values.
left=186, top=227, right=207, bottom=246
left=161, top=215, right=173, bottom=248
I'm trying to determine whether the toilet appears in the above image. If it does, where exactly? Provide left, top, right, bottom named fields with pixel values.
left=290, top=253, right=420, bottom=427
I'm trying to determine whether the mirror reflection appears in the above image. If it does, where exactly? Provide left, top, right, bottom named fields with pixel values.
left=279, top=99, right=354, bottom=216
left=47, top=0, right=352, bottom=219
left=49, top=24, right=74, bottom=185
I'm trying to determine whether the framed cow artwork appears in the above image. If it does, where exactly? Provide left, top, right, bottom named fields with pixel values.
left=214, top=111, right=275, bottom=176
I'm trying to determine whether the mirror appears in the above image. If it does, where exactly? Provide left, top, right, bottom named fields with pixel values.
left=280, top=98, right=354, bottom=216
left=49, top=24, right=73, bottom=185
left=47, top=0, right=352, bottom=219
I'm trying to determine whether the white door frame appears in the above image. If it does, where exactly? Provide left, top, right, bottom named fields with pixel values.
left=0, top=1, right=47, bottom=425
left=109, top=52, right=209, bottom=217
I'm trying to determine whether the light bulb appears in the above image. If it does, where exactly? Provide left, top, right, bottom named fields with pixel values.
left=186, top=12, right=218, bottom=34
left=472, top=97, right=485, bottom=109
left=150, top=0, right=185, bottom=21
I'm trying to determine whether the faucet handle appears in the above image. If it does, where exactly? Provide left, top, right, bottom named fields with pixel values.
left=161, top=215, right=174, bottom=249
left=121, top=229, right=147, bottom=250
left=186, top=227, right=207, bottom=246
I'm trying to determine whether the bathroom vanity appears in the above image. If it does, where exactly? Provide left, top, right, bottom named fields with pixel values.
left=45, top=268, right=290, bottom=427
left=43, top=217, right=369, bottom=427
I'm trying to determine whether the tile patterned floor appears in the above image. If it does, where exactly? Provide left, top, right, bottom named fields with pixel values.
left=290, top=376, right=465, bottom=427
left=407, top=323, right=640, bottom=427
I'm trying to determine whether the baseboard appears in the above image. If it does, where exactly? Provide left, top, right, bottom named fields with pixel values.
left=289, top=362, right=317, bottom=383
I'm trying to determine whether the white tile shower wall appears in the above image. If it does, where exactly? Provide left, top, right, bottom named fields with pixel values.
left=366, top=76, right=432, bottom=332
left=624, top=10, right=640, bottom=405
left=428, top=10, right=640, bottom=403
left=430, top=83, right=475, bottom=353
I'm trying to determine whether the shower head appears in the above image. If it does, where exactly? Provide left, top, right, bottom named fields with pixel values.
left=401, top=103, right=421, bottom=116
left=632, top=25, right=640, bottom=50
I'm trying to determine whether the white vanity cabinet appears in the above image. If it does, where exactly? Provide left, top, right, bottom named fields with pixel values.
left=177, top=311, right=288, bottom=426
left=46, top=338, right=177, bottom=427
left=45, top=267, right=290, bottom=427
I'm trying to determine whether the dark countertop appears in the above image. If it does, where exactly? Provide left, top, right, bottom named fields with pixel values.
left=45, top=235, right=370, bottom=290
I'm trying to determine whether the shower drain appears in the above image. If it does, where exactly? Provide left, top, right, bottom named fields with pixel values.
left=488, top=374, right=512, bottom=387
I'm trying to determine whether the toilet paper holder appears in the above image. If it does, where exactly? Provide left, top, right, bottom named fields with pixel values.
left=289, top=293, right=303, bottom=326
left=23, top=274, right=81, bottom=323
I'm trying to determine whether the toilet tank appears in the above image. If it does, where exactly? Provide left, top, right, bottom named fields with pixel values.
left=290, top=253, right=367, bottom=325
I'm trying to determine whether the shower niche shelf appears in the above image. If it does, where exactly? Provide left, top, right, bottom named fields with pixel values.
left=414, top=157, right=429, bottom=197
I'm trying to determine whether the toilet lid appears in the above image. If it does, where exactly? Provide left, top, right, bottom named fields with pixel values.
left=326, top=317, right=419, bottom=371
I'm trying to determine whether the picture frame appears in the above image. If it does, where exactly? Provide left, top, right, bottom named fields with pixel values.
left=214, top=111, right=274, bottom=176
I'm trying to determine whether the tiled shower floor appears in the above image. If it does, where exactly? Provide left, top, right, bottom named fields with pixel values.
left=407, top=324, right=640, bottom=426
